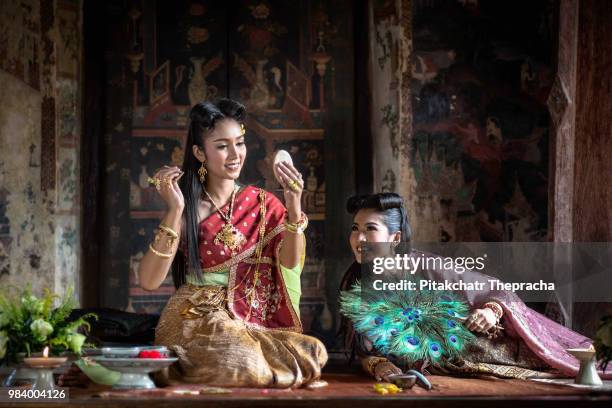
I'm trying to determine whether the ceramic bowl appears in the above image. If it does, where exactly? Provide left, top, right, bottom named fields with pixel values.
left=100, top=346, right=169, bottom=359
left=92, top=356, right=178, bottom=389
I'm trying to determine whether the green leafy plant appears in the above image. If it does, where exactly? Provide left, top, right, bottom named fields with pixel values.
left=595, top=315, right=612, bottom=372
left=0, top=286, right=97, bottom=363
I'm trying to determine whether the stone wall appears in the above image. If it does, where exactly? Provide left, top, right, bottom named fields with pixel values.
left=0, top=0, right=82, bottom=300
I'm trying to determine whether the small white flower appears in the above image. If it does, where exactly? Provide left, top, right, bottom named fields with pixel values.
left=30, top=319, right=54, bottom=340
left=22, top=295, right=44, bottom=315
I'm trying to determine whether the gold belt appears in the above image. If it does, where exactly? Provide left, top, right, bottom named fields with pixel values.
left=180, top=285, right=227, bottom=319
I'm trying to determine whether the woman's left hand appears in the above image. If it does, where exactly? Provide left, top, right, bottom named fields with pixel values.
left=374, top=361, right=403, bottom=382
left=466, top=308, right=497, bottom=333
left=275, top=161, right=303, bottom=221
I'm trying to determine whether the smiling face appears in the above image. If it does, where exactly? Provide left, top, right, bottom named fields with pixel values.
left=350, top=208, right=401, bottom=264
left=192, top=118, right=246, bottom=182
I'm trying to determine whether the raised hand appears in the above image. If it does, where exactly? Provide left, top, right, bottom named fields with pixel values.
left=274, top=161, right=303, bottom=221
left=148, top=165, right=185, bottom=212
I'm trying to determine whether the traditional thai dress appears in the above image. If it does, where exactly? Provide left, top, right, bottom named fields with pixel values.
left=342, top=252, right=612, bottom=380
left=154, top=186, right=327, bottom=388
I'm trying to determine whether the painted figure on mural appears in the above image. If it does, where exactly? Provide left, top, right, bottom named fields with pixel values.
left=338, top=193, right=612, bottom=382
left=136, top=98, right=327, bottom=388
left=408, top=0, right=555, bottom=242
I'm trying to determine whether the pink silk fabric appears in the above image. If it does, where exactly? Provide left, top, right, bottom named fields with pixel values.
left=415, top=250, right=612, bottom=378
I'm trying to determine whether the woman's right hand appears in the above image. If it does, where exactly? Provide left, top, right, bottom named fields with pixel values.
left=374, top=361, right=403, bottom=382
left=151, top=166, right=184, bottom=212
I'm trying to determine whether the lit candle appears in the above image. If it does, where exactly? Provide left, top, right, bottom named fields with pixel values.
left=23, top=345, right=67, bottom=391
left=24, top=346, right=66, bottom=369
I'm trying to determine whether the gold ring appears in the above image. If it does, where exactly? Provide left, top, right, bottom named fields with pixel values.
left=147, top=176, right=162, bottom=191
left=288, top=179, right=300, bottom=191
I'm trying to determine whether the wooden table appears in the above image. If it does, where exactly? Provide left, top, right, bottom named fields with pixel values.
left=1, top=373, right=610, bottom=408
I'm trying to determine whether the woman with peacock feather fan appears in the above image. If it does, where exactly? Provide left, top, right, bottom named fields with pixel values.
left=338, top=193, right=612, bottom=382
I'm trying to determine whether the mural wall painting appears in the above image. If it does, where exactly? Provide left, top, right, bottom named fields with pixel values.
left=370, top=0, right=553, bottom=245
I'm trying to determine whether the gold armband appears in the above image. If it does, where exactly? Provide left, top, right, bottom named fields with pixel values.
left=158, top=224, right=178, bottom=238
left=149, top=244, right=174, bottom=259
left=155, top=224, right=179, bottom=250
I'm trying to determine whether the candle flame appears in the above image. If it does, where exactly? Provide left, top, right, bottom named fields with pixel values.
left=43, top=346, right=49, bottom=358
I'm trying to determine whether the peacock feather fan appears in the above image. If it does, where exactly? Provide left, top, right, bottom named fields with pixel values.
left=339, top=281, right=475, bottom=365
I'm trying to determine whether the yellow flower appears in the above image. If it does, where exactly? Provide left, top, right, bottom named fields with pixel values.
left=373, top=383, right=402, bottom=395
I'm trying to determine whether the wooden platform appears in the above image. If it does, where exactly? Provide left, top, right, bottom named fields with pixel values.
left=2, top=373, right=611, bottom=408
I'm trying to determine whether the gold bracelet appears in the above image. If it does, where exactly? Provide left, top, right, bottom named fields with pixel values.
left=149, top=244, right=174, bottom=259
left=284, top=213, right=308, bottom=234
left=483, top=301, right=503, bottom=320
left=158, top=224, right=178, bottom=238
left=365, top=356, right=389, bottom=376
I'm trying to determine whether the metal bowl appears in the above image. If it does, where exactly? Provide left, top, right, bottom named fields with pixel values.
left=387, top=374, right=417, bottom=389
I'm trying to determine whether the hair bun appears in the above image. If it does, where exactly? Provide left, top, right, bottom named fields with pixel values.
left=346, top=192, right=411, bottom=242
left=188, top=99, right=246, bottom=130
left=378, top=193, right=404, bottom=211
left=216, top=98, right=246, bottom=122
left=346, top=193, right=403, bottom=213
left=189, top=101, right=221, bottom=129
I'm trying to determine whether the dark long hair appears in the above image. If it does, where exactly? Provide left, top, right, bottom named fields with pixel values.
left=338, top=192, right=411, bottom=360
left=171, top=98, right=246, bottom=288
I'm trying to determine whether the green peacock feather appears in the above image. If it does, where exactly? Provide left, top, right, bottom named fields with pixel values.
left=340, top=282, right=475, bottom=365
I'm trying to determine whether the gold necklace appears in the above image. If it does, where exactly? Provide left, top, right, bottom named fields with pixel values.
left=203, top=186, right=246, bottom=254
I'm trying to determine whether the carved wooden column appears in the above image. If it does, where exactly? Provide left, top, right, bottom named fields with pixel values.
left=548, top=0, right=578, bottom=244
left=549, top=0, right=612, bottom=334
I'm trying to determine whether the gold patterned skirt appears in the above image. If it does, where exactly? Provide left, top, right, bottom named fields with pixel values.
left=428, top=336, right=556, bottom=380
left=154, top=284, right=328, bottom=388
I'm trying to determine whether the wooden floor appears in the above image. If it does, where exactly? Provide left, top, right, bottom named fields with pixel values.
left=2, top=373, right=611, bottom=408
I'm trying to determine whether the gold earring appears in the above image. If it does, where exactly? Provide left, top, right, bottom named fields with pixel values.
left=198, top=161, right=207, bottom=183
